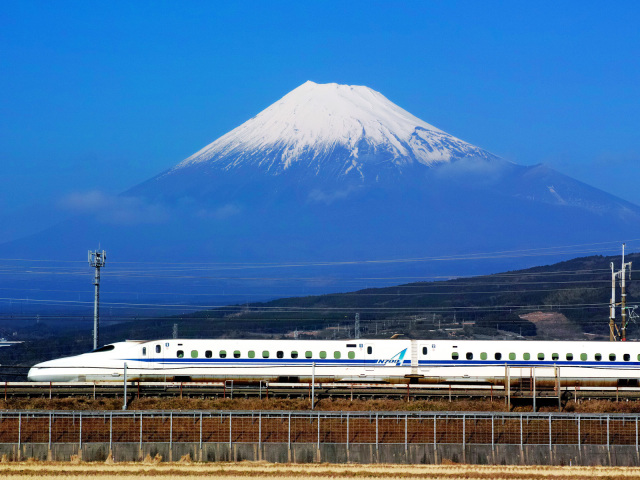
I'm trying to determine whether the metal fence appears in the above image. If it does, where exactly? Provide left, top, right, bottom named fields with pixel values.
left=0, top=410, right=638, bottom=450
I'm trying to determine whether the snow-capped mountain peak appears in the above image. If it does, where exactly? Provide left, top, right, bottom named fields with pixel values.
left=171, top=81, right=497, bottom=180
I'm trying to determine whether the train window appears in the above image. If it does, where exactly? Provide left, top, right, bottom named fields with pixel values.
left=277, top=351, right=284, bottom=359
left=552, top=353, right=559, bottom=361
left=523, top=353, right=530, bottom=361
left=219, top=350, right=226, bottom=359
left=346, top=344, right=356, bottom=348
left=177, top=350, right=184, bottom=358
left=156, top=345, right=161, bottom=354
left=466, top=352, right=473, bottom=360
left=205, top=350, right=212, bottom=358
left=581, top=353, right=587, bottom=361
left=624, top=354, right=631, bottom=361
left=191, top=350, right=198, bottom=358
left=291, top=351, right=298, bottom=359
left=495, top=353, right=502, bottom=360
left=566, top=353, right=573, bottom=361
left=305, top=351, right=312, bottom=359
left=233, top=350, right=241, bottom=359
left=248, top=351, right=255, bottom=358
left=609, top=354, right=616, bottom=361
left=262, top=351, right=269, bottom=358
left=320, top=351, right=327, bottom=359
left=422, top=347, right=427, bottom=355
left=142, top=347, right=147, bottom=356
left=480, top=352, right=487, bottom=360
left=367, top=346, right=373, bottom=354
left=452, top=352, right=459, bottom=360
left=334, top=351, right=341, bottom=359
left=348, top=351, right=355, bottom=359
left=638, top=354, right=640, bottom=361
left=538, top=353, right=544, bottom=360
left=509, top=353, right=515, bottom=360
left=595, top=353, right=602, bottom=361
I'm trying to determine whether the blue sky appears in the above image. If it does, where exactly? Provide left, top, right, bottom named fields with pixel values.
left=1, top=1, right=639, bottom=243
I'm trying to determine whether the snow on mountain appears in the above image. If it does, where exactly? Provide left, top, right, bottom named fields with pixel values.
left=170, top=81, right=498, bottom=180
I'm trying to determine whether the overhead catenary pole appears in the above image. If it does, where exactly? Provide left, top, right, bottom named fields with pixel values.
left=123, top=362, right=128, bottom=410
left=610, top=244, right=632, bottom=342
left=621, top=244, right=632, bottom=341
left=88, top=250, right=106, bottom=350
left=311, top=362, right=316, bottom=410
left=610, top=261, right=616, bottom=342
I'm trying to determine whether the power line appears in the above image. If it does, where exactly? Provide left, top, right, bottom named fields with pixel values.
left=0, top=238, right=638, bottom=268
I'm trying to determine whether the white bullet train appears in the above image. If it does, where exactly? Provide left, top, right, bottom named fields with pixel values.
left=26, top=338, right=640, bottom=388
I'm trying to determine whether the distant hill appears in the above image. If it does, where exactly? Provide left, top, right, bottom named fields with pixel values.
left=175, top=252, right=639, bottom=342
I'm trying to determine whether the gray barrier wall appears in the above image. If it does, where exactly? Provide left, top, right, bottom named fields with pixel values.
left=0, top=442, right=639, bottom=466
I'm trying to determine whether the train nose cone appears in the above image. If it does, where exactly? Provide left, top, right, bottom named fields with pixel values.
left=27, top=366, right=44, bottom=381
left=27, top=357, right=84, bottom=382
left=27, top=360, right=68, bottom=382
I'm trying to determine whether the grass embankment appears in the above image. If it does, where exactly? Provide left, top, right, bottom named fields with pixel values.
left=0, top=396, right=637, bottom=413
left=2, top=461, right=640, bottom=479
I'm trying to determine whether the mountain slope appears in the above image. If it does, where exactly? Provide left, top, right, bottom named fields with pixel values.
left=2, top=81, right=640, bottom=306
left=133, top=81, right=640, bottom=223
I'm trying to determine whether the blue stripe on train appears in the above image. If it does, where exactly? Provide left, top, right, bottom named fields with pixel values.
left=122, top=358, right=640, bottom=368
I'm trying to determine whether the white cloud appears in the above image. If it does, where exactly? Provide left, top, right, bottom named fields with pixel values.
left=432, top=156, right=509, bottom=184
left=57, top=190, right=170, bottom=225
left=307, top=186, right=361, bottom=204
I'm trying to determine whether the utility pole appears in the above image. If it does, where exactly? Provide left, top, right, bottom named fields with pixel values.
left=620, top=244, right=632, bottom=341
left=88, top=250, right=106, bottom=350
left=610, top=261, right=616, bottom=341
left=354, top=313, right=361, bottom=339
left=610, top=244, right=633, bottom=341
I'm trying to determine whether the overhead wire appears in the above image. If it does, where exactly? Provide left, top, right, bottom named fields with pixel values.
left=0, top=242, right=636, bottom=321
left=0, top=237, right=637, bottom=268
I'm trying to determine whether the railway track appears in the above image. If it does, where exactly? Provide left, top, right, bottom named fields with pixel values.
left=1, top=381, right=639, bottom=403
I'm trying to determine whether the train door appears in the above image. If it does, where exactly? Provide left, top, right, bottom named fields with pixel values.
left=152, top=343, right=164, bottom=366
left=364, top=343, right=375, bottom=371
left=419, top=342, right=430, bottom=373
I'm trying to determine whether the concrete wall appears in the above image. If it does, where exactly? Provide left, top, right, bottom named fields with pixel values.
left=0, top=442, right=639, bottom=465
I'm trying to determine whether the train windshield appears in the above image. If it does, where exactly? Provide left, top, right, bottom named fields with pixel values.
left=92, top=344, right=115, bottom=353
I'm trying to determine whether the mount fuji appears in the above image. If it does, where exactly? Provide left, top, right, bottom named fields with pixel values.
left=172, top=80, right=497, bottom=179
left=127, top=81, right=640, bottom=259
left=3, top=81, right=640, bottom=303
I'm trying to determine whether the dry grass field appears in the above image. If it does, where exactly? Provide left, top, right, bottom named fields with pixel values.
left=2, top=461, right=640, bottom=480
